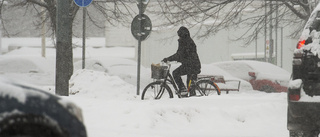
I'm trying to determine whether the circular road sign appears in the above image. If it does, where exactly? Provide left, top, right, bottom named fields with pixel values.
left=131, top=14, right=152, bottom=41
left=74, top=0, right=93, bottom=7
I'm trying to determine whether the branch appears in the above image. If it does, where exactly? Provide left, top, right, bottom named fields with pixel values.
left=283, top=1, right=308, bottom=20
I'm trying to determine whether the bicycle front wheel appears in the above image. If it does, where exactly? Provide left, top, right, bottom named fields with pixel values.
left=141, top=81, right=174, bottom=100
left=196, top=80, right=221, bottom=96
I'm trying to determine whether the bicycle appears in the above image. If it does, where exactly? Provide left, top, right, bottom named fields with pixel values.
left=141, top=62, right=221, bottom=100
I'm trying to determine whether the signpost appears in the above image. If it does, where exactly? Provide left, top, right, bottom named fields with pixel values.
left=74, top=0, right=93, bottom=7
left=131, top=14, right=152, bottom=41
left=131, top=0, right=151, bottom=95
left=73, top=0, right=92, bottom=69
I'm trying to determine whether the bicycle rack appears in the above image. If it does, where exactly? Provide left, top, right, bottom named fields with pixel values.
left=198, top=75, right=241, bottom=94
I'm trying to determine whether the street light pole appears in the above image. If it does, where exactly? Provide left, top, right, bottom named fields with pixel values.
left=275, top=0, right=278, bottom=66
left=269, top=1, right=273, bottom=63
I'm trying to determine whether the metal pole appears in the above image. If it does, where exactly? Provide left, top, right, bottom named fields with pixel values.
left=137, top=37, right=141, bottom=95
left=82, top=7, right=86, bottom=69
left=41, top=0, right=46, bottom=57
left=255, top=30, right=257, bottom=60
left=137, top=0, right=142, bottom=95
left=275, top=0, right=278, bottom=65
left=281, top=27, right=283, bottom=68
left=269, top=1, right=273, bottom=63
left=264, top=0, right=267, bottom=62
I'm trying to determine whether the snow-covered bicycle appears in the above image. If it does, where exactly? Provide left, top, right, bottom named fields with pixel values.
left=141, top=62, right=221, bottom=100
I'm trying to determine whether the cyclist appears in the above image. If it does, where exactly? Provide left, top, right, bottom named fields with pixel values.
left=162, top=26, right=201, bottom=96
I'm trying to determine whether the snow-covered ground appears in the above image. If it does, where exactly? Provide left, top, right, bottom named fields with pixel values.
left=0, top=46, right=289, bottom=137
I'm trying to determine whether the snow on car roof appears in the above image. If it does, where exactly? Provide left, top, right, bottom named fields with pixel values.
left=307, top=3, right=320, bottom=27
left=213, top=60, right=290, bottom=82
left=0, top=77, right=50, bottom=103
left=74, top=57, right=136, bottom=71
left=213, top=61, right=254, bottom=81
left=0, top=56, right=55, bottom=73
left=239, top=60, right=290, bottom=75
left=298, top=3, right=320, bottom=53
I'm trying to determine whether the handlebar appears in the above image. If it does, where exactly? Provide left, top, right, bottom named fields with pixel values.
left=160, top=61, right=179, bottom=71
left=161, top=61, right=178, bottom=65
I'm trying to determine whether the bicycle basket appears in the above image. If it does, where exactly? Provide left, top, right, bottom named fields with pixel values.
left=151, top=64, right=168, bottom=79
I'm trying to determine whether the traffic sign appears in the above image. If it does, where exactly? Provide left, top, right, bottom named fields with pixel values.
left=74, top=0, right=92, bottom=7
left=131, top=14, right=152, bottom=41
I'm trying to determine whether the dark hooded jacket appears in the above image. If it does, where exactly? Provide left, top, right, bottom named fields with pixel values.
left=167, top=26, right=201, bottom=74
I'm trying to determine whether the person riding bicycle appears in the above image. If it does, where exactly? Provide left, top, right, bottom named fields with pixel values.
left=162, top=26, right=201, bottom=96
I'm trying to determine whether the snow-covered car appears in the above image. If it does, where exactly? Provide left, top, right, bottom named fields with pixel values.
left=200, top=64, right=253, bottom=92
left=213, top=60, right=290, bottom=93
left=0, top=77, right=87, bottom=137
left=0, top=56, right=55, bottom=86
left=288, top=3, right=320, bottom=137
left=74, top=57, right=150, bottom=86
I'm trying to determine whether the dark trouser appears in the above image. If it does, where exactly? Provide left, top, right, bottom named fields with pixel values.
left=172, top=65, right=198, bottom=91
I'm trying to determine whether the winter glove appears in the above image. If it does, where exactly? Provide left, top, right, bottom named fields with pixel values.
left=162, top=58, right=168, bottom=63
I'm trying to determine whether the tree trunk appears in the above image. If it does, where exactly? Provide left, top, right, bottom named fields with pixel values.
left=55, top=0, right=73, bottom=96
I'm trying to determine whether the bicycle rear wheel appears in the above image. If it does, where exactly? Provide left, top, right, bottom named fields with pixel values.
left=196, top=80, right=221, bottom=96
left=141, top=81, right=174, bottom=100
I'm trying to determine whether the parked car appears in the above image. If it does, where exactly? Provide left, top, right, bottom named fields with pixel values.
left=73, top=57, right=151, bottom=89
left=213, top=60, right=290, bottom=93
left=0, top=77, right=87, bottom=137
left=201, top=64, right=253, bottom=92
left=0, top=56, right=55, bottom=86
left=288, top=3, right=320, bottom=137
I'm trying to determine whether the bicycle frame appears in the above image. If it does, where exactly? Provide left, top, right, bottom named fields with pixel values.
left=155, top=62, right=205, bottom=98
left=143, top=62, right=221, bottom=100
left=156, top=63, right=179, bottom=97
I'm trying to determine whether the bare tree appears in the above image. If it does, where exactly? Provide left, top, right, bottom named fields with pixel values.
left=0, top=0, right=137, bottom=95
left=1, top=0, right=315, bottom=45
left=148, top=0, right=317, bottom=45
left=0, top=0, right=136, bottom=37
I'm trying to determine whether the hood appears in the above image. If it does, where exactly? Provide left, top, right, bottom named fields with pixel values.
left=177, top=26, right=190, bottom=38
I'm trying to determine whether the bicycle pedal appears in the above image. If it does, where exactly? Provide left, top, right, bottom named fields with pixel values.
left=189, top=94, right=196, bottom=97
left=180, top=95, right=188, bottom=98
left=178, top=93, right=188, bottom=98
left=190, top=95, right=202, bottom=97
left=180, top=92, right=188, bottom=96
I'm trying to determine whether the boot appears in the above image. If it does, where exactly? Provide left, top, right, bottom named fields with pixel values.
left=179, top=87, right=188, bottom=97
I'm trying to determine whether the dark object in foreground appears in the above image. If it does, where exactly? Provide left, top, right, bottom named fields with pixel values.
left=287, top=4, right=320, bottom=137
left=0, top=77, right=87, bottom=137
